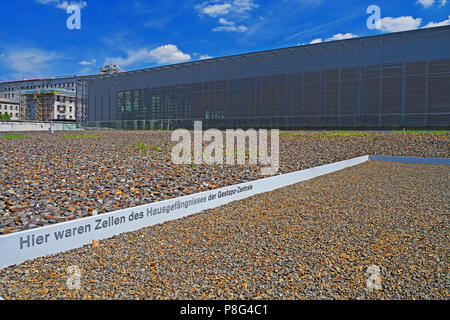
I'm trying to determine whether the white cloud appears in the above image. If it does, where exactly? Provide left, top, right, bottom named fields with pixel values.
left=378, top=16, right=422, bottom=32
left=416, top=0, right=447, bottom=7
left=212, top=17, right=248, bottom=32
left=105, top=44, right=191, bottom=68
left=148, top=45, right=191, bottom=64
left=231, top=0, right=258, bottom=13
left=57, top=1, right=88, bottom=10
left=199, top=54, right=213, bottom=60
left=105, top=49, right=149, bottom=67
left=196, top=0, right=258, bottom=17
left=213, top=24, right=247, bottom=32
left=79, top=59, right=96, bottom=66
left=218, top=17, right=234, bottom=25
left=196, top=1, right=257, bottom=33
left=309, top=32, right=358, bottom=44
left=327, top=33, right=357, bottom=41
left=310, top=38, right=322, bottom=44
left=423, top=15, right=450, bottom=28
left=35, top=0, right=87, bottom=10
left=417, top=0, right=435, bottom=8
left=199, top=3, right=232, bottom=17
left=0, top=47, right=61, bottom=75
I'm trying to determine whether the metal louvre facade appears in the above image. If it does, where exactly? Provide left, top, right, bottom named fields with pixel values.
left=85, top=26, right=450, bottom=128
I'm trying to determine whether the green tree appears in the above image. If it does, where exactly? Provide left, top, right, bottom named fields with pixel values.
left=0, top=112, right=11, bottom=120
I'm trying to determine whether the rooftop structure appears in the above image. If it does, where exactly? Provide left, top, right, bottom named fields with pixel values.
left=99, top=64, right=121, bottom=75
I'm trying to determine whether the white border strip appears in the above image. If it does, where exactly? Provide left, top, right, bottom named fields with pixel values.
left=0, top=155, right=369, bottom=269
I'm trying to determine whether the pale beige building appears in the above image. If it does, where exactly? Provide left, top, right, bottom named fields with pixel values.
left=0, top=99, right=20, bottom=120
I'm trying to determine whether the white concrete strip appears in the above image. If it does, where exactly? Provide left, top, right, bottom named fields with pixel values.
left=0, top=155, right=369, bottom=270
left=0, top=121, right=77, bottom=132
left=369, top=155, right=450, bottom=165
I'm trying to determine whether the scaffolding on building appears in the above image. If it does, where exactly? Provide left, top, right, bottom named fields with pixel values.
left=20, top=89, right=55, bottom=121
left=33, top=90, right=43, bottom=121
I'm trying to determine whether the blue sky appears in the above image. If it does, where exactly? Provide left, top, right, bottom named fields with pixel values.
left=0, top=0, right=449, bottom=82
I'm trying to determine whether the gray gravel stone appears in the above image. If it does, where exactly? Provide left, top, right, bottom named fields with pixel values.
left=0, top=161, right=447, bottom=300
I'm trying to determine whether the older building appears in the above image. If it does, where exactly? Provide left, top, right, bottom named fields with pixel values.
left=0, top=76, right=83, bottom=103
left=20, top=89, right=76, bottom=121
left=0, top=99, right=20, bottom=120
left=0, top=74, right=97, bottom=122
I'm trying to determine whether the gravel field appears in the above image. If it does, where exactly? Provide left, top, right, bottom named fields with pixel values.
left=0, top=160, right=448, bottom=300
left=0, top=130, right=448, bottom=234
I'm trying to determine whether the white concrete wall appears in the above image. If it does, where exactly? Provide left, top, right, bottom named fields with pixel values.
left=0, top=121, right=77, bottom=132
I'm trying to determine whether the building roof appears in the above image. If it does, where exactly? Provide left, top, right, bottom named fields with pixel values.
left=0, top=74, right=94, bottom=86
left=21, top=88, right=77, bottom=96
left=89, top=25, right=450, bottom=81
left=0, top=99, right=20, bottom=104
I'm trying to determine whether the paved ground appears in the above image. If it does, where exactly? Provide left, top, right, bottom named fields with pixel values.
left=0, top=160, right=448, bottom=300
left=0, top=130, right=448, bottom=233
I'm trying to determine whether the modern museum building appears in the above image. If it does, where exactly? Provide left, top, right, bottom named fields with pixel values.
left=82, top=25, right=450, bottom=129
